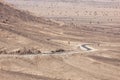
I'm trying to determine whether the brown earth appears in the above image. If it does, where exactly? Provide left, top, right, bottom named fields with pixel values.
left=0, top=1, right=120, bottom=80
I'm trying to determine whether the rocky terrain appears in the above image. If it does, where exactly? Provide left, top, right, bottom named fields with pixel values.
left=0, top=0, right=120, bottom=80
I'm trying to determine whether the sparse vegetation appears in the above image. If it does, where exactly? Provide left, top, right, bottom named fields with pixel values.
left=51, top=49, right=65, bottom=54
left=55, top=49, right=65, bottom=52
left=0, top=48, right=41, bottom=55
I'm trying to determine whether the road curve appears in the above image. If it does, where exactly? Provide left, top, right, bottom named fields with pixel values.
left=80, top=44, right=95, bottom=51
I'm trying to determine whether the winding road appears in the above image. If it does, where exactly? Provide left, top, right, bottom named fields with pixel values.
left=80, top=44, right=94, bottom=51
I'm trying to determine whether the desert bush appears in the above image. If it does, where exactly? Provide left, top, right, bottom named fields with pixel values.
left=55, top=49, right=65, bottom=52
left=0, top=50, right=7, bottom=54
left=0, top=48, right=41, bottom=55
left=51, top=49, right=65, bottom=54
left=14, top=48, right=41, bottom=55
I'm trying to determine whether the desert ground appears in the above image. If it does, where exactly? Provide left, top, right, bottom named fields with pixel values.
left=0, top=0, right=120, bottom=80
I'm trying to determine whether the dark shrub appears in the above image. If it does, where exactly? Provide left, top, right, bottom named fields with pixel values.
left=55, top=49, right=65, bottom=52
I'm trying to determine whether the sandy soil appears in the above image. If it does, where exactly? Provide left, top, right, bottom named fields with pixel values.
left=0, top=0, right=120, bottom=80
